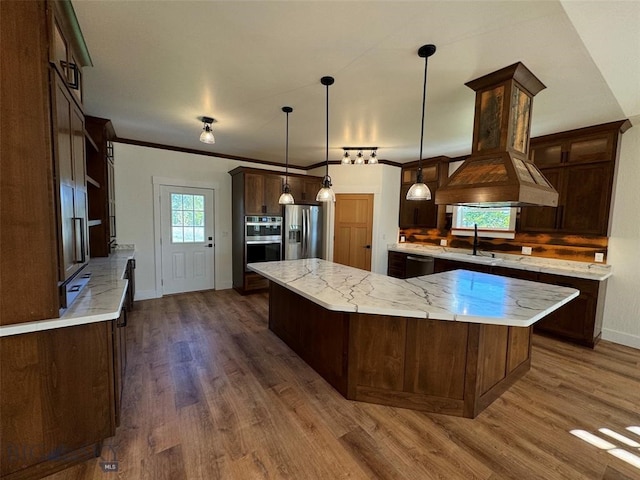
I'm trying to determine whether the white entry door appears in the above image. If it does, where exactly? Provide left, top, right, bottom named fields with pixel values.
left=160, top=185, right=215, bottom=295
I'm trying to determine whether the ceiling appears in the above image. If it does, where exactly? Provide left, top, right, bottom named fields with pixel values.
left=73, top=1, right=640, bottom=169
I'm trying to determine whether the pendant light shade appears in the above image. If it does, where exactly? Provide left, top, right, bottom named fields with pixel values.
left=406, top=180, right=432, bottom=200
left=279, top=106, right=295, bottom=205
left=407, top=44, right=436, bottom=201
left=316, top=76, right=336, bottom=203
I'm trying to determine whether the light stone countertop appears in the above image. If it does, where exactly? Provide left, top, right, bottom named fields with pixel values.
left=0, top=249, right=134, bottom=337
left=248, top=258, right=579, bottom=327
left=389, top=244, right=612, bottom=281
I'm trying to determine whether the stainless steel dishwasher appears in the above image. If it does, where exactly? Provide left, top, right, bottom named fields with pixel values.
left=405, top=255, right=434, bottom=278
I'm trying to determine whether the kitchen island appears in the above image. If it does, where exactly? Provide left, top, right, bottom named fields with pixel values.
left=248, top=258, right=578, bottom=418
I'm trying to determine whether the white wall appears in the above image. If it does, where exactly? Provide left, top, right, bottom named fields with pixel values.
left=309, top=164, right=401, bottom=274
left=602, top=116, right=640, bottom=349
left=113, top=143, right=304, bottom=299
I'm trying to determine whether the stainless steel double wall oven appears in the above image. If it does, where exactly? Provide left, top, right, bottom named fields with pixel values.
left=244, top=216, right=282, bottom=268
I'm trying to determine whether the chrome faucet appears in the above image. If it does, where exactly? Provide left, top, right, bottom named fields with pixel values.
left=472, top=223, right=479, bottom=256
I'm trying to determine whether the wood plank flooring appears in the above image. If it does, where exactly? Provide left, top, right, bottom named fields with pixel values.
left=44, top=289, right=640, bottom=479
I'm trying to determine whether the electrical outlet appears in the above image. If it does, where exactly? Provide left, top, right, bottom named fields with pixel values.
left=399, top=235, right=406, bottom=243
left=521, top=246, right=532, bottom=255
left=595, top=252, right=604, bottom=263
left=440, top=239, right=447, bottom=246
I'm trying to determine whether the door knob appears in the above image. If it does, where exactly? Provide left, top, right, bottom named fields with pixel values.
left=364, top=245, right=371, bottom=249
left=207, top=244, right=213, bottom=248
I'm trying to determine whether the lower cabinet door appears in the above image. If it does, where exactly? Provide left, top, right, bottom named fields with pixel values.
left=0, top=322, right=113, bottom=478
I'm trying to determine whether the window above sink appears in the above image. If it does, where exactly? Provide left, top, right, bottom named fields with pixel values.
left=451, top=205, right=516, bottom=239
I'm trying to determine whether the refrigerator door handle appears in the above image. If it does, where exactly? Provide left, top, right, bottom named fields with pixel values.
left=302, top=209, right=307, bottom=258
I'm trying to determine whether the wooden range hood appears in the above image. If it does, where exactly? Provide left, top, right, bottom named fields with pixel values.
left=435, top=63, right=559, bottom=207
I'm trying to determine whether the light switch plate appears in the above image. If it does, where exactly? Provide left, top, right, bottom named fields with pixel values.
left=595, top=252, right=604, bottom=263
left=521, top=246, right=532, bottom=255
left=440, top=239, right=447, bottom=246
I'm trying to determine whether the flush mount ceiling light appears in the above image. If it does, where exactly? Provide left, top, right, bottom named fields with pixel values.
left=406, top=44, right=436, bottom=201
left=199, top=116, right=216, bottom=144
left=316, top=76, right=336, bottom=203
left=341, top=147, right=379, bottom=165
left=278, top=106, right=295, bottom=205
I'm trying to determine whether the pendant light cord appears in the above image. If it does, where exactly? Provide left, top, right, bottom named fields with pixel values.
left=325, top=82, right=329, bottom=178
left=285, top=110, right=289, bottom=183
left=417, top=53, right=429, bottom=183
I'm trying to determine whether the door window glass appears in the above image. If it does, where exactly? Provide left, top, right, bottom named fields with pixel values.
left=171, top=193, right=205, bottom=243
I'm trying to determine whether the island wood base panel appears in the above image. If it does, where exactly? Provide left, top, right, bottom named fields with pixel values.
left=269, top=282, right=532, bottom=418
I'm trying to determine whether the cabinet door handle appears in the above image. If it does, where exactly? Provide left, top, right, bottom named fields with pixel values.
left=61, top=61, right=80, bottom=90
left=73, top=217, right=86, bottom=263
left=556, top=205, right=565, bottom=229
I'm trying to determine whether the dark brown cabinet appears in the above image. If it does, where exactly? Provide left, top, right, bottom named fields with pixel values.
left=0, top=322, right=114, bottom=479
left=0, top=3, right=126, bottom=478
left=3, top=0, right=95, bottom=315
left=399, top=158, right=449, bottom=229
left=125, top=258, right=136, bottom=311
left=53, top=73, right=89, bottom=283
left=112, top=311, right=127, bottom=427
left=430, top=256, right=605, bottom=347
left=86, top=116, right=117, bottom=257
left=534, top=273, right=605, bottom=347
left=229, top=167, right=323, bottom=293
left=279, top=176, right=320, bottom=205
left=433, top=257, right=491, bottom=274
left=244, top=172, right=283, bottom=215
left=387, top=251, right=408, bottom=278
left=520, top=121, right=630, bottom=236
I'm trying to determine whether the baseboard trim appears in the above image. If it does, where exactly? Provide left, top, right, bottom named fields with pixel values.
left=134, top=289, right=160, bottom=301
left=134, top=283, right=232, bottom=301
left=601, top=328, right=640, bottom=350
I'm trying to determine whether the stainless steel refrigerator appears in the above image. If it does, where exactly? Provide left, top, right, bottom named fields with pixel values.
left=284, top=205, right=323, bottom=260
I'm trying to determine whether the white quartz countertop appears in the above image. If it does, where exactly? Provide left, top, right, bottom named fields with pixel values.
left=0, top=249, right=134, bottom=337
left=389, top=244, right=612, bottom=281
left=248, top=258, right=579, bottom=327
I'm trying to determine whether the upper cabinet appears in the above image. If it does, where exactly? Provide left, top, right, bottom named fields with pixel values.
left=1, top=0, right=93, bottom=325
left=49, top=0, right=91, bottom=106
left=244, top=172, right=283, bottom=215
left=399, top=157, right=449, bottom=229
left=53, top=74, right=89, bottom=281
left=520, top=121, right=631, bottom=236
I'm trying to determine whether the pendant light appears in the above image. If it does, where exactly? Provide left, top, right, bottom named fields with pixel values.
left=278, top=106, right=295, bottom=205
left=316, top=76, right=336, bottom=202
left=406, top=44, right=436, bottom=201
left=199, top=116, right=216, bottom=144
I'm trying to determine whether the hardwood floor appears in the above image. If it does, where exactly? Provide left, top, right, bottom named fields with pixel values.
left=44, top=289, right=640, bottom=479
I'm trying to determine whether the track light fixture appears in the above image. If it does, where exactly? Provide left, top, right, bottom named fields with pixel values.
left=199, top=116, right=216, bottom=144
left=340, top=147, right=379, bottom=165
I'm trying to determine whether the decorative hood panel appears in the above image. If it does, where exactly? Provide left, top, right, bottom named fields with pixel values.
left=435, top=63, right=559, bottom=208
